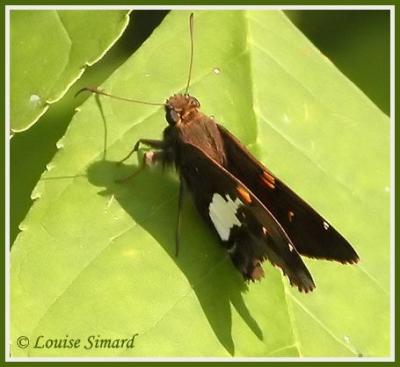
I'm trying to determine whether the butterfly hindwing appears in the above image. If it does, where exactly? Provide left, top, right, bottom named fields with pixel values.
left=217, top=124, right=359, bottom=264
left=178, top=141, right=316, bottom=292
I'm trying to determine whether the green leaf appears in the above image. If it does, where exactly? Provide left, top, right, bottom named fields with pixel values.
left=11, top=10, right=390, bottom=357
left=10, top=10, right=130, bottom=132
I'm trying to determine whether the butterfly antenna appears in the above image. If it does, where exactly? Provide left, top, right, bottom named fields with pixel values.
left=75, top=87, right=164, bottom=106
left=184, top=13, right=194, bottom=95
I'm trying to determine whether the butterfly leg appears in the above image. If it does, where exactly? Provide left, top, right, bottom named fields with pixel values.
left=117, top=139, right=165, bottom=165
left=175, top=175, right=185, bottom=257
left=115, top=150, right=164, bottom=183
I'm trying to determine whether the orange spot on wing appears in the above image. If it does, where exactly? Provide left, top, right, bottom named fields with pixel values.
left=236, top=185, right=252, bottom=204
left=261, top=171, right=276, bottom=189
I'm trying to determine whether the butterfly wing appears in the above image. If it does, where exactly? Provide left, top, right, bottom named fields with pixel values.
left=178, top=141, right=316, bottom=292
left=217, top=124, right=359, bottom=264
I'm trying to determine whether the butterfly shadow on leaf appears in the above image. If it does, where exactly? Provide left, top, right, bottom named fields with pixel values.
left=86, top=158, right=263, bottom=356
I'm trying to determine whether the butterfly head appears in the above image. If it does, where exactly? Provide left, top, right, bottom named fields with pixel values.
left=165, top=94, right=200, bottom=126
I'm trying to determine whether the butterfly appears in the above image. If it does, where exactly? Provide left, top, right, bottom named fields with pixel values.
left=78, top=13, right=359, bottom=293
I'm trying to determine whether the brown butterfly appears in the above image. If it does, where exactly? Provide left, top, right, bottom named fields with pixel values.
left=78, top=13, right=359, bottom=293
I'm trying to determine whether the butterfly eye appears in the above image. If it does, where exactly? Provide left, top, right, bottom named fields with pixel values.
left=165, top=107, right=180, bottom=125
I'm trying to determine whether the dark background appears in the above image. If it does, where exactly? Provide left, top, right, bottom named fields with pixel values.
left=10, top=10, right=391, bottom=245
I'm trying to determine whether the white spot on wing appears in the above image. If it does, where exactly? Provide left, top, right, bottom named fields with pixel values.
left=288, top=243, right=294, bottom=252
left=323, top=221, right=330, bottom=230
left=209, top=193, right=241, bottom=241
